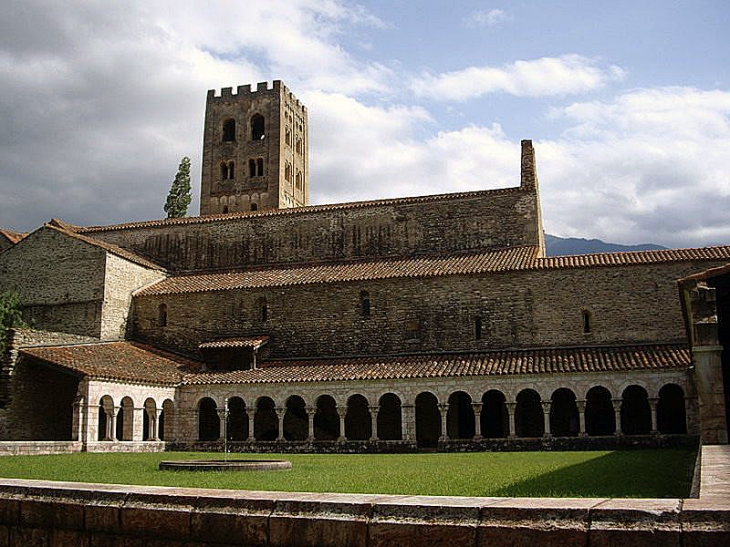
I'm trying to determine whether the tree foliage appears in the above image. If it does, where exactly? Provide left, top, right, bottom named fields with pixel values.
left=164, top=156, right=192, bottom=218
left=0, top=292, right=25, bottom=353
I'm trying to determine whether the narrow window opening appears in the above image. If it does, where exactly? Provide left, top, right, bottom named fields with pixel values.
left=475, top=317, right=483, bottom=340
left=295, top=171, right=302, bottom=190
left=251, top=203, right=258, bottom=211
left=285, top=128, right=291, bottom=147
left=256, top=158, right=264, bottom=176
left=260, top=298, right=268, bottom=322
left=251, top=114, right=265, bottom=140
left=220, top=162, right=229, bottom=180
left=582, top=310, right=592, bottom=334
left=296, top=138, right=302, bottom=155
left=227, top=161, right=235, bottom=179
left=158, top=303, right=167, bottom=327
left=249, top=159, right=256, bottom=177
left=222, top=119, right=236, bottom=142
left=360, top=291, right=371, bottom=317
left=222, top=206, right=229, bottom=214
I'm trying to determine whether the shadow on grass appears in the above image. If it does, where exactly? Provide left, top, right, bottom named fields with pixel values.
left=490, top=448, right=696, bottom=498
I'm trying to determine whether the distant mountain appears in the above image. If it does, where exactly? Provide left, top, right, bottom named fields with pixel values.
left=544, top=234, right=667, bottom=256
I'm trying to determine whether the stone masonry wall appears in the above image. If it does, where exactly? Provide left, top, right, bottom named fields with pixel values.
left=133, top=259, right=726, bottom=359
left=0, top=478, right=727, bottom=547
left=84, top=187, right=541, bottom=272
left=0, top=227, right=106, bottom=337
left=100, top=254, right=166, bottom=341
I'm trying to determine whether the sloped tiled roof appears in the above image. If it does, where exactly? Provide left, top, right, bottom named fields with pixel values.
left=137, top=246, right=538, bottom=295
left=136, top=245, right=730, bottom=296
left=45, top=220, right=167, bottom=272
left=199, top=336, right=269, bottom=350
left=19, top=341, right=687, bottom=387
left=75, top=186, right=525, bottom=233
left=20, top=342, right=199, bottom=385
left=0, top=229, right=26, bottom=245
left=183, top=344, right=690, bottom=385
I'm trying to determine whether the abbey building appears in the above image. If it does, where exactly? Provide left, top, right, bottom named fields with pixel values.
left=0, top=81, right=728, bottom=452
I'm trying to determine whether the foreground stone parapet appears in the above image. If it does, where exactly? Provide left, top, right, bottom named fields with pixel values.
left=0, top=478, right=728, bottom=546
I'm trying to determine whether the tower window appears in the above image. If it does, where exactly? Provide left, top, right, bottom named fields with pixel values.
left=475, top=317, right=483, bottom=340
left=220, top=162, right=229, bottom=180
left=295, top=171, right=302, bottom=190
left=285, top=128, right=292, bottom=147
left=296, top=138, right=303, bottom=155
left=249, top=159, right=256, bottom=177
left=227, top=161, right=235, bottom=179
left=222, top=206, right=229, bottom=214
left=285, top=162, right=292, bottom=183
left=251, top=203, right=258, bottom=211
left=158, top=303, right=167, bottom=327
left=222, top=119, right=236, bottom=142
left=256, top=158, right=264, bottom=176
left=582, top=310, right=592, bottom=334
left=251, top=114, right=265, bottom=140
left=360, top=291, right=371, bottom=317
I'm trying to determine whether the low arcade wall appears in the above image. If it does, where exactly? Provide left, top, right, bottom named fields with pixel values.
left=0, top=478, right=727, bottom=546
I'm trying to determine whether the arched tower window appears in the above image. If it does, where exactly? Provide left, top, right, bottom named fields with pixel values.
left=285, top=162, right=292, bottom=183
left=251, top=114, right=265, bottom=140
left=222, top=206, right=229, bottom=214
left=220, top=162, right=229, bottom=180
left=256, top=158, right=264, bottom=176
left=582, top=310, right=592, bottom=334
left=360, top=291, right=371, bottom=317
left=251, top=203, right=258, bottom=211
left=249, top=159, right=256, bottom=177
left=296, top=138, right=303, bottom=155
left=295, top=171, right=302, bottom=190
left=475, top=317, right=483, bottom=340
left=158, top=303, right=167, bottom=327
left=222, top=119, right=236, bottom=142
left=285, top=128, right=291, bottom=147
left=227, top=161, right=235, bottom=179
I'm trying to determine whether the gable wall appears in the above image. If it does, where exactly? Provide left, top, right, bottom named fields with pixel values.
left=0, top=227, right=106, bottom=337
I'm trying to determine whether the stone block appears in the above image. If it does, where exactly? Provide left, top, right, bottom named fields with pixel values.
left=120, top=504, right=191, bottom=541
left=51, top=528, right=89, bottom=546
left=0, top=499, right=20, bottom=525
left=680, top=497, right=730, bottom=547
left=20, top=499, right=84, bottom=530
left=9, top=526, right=52, bottom=546
left=269, top=496, right=370, bottom=547
left=588, top=498, right=681, bottom=547
left=189, top=498, right=272, bottom=546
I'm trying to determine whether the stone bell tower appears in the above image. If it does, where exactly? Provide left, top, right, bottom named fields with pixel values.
left=200, top=80, right=309, bottom=215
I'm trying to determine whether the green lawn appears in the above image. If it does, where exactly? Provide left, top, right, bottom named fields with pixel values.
left=0, top=449, right=696, bottom=498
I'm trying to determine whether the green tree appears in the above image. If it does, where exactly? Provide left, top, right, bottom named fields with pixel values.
left=0, top=292, right=25, bottom=354
left=164, top=156, right=192, bottom=218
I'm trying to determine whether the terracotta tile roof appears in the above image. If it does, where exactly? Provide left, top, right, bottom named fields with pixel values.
left=199, top=336, right=269, bottom=350
left=20, top=342, right=200, bottom=385
left=137, top=246, right=539, bottom=295
left=136, top=245, right=730, bottom=296
left=536, top=246, right=730, bottom=269
left=0, top=229, right=26, bottom=245
left=74, top=186, right=525, bottom=233
left=183, top=343, right=690, bottom=385
left=678, top=261, right=730, bottom=284
left=45, top=220, right=167, bottom=272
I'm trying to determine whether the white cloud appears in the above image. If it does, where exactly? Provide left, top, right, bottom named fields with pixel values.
left=539, top=87, right=730, bottom=247
left=412, top=55, right=627, bottom=101
left=465, top=8, right=512, bottom=28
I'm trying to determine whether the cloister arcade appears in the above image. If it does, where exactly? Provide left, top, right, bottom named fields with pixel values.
left=94, top=395, right=175, bottom=442
left=184, top=379, right=692, bottom=447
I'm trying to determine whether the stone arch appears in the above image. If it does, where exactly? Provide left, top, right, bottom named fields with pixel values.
left=251, top=114, right=265, bottom=140
left=585, top=386, right=615, bottom=436
left=98, top=395, right=114, bottom=441
left=254, top=396, right=278, bottom=441
left=415, top=391, right=440, bottom=448
left=377, top=393, right=402, bottom=440
left=657, top=384, right=687, bottom=434
left=314, top=395, right=339, bottom=441
left=481, top=390, right=508, bottom=438
left=222, top=118, right=236, bottom=142
left=447, top=391, right=474, bottom=439
left=227, top=396, right=248, bottom=441
left=550, top=388, right=579, bottom=437
left=515, top=389, right=543, bottom=438
left=284, top=395, right=308, bottom=441
left=142, top=398, right=157, bottom=441
left=116, top=396, right=134, bottom=441
left=621, top=385, right=651, bottom=435
left=345, top=394, right=371, bottom=441
left=159, top=399, right=174, bottom=442
left=198, top=397, right=219, bottom=441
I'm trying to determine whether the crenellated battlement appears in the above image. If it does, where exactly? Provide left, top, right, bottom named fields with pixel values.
left=206, top=80, right=306, bottom=112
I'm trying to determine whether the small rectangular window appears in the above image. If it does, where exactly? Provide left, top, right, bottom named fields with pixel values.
left=475, top=317, right=482, bottom=340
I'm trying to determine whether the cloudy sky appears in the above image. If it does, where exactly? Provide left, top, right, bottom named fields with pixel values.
left=1, top=0, right=728, bottom=248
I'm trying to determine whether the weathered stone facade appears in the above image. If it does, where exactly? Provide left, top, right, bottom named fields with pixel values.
left=0, top=81, right=727, bottom=450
